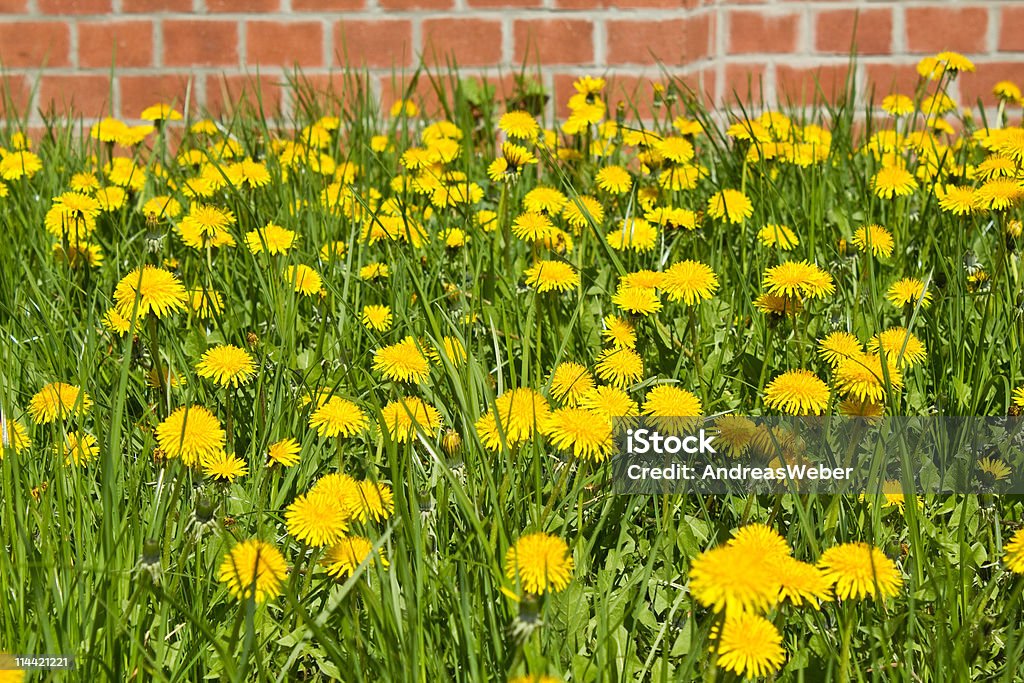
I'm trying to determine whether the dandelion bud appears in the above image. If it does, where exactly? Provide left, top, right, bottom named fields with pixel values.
left=442, top=429, right=462, bottom=456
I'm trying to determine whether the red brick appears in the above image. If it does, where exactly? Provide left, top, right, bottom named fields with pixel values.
left=39, top=0, right=110, bottom=12
left=206, top=74, right=286, bottom=116
left=163, top=20, right=238, bottom=67
left=905, top=7, right=989, bottom=53
left=38, top=75, right=113, bottom=118
left=814, top=9, right=892, bottom=55
left=120, top=73, right=195, bottom=119
left=122, top=0, right=190, bottom=10
left=247, top=21, right=324, bottom=68
left=334, top=20, right=413, bottom=69
left=293, top=0, right=364, bottom=7
left=210, top=0, right=279, bottom=10
left=0, top=74, right=30, bottom=117
left=380, top=0, right=450, bottom=8
left=514, top=19, right=593, bottom=65
left=865, top=63, right=922, bottom=101
left=555, top=0, right=699, bottom=7
left=1000, top=7, right=1024, bottom=51
left=776, top=64, right=852, bottom=105
left=0, top=22, right=70, bottom=67
left=469, top=0, right=540, bottom=6
left=0, top=0, right=27, bottom=11
left=422, top=19, right=502, bottom=67
left=728, top=10, right=800, bottom=54
left=722, top=63, right=768, bottom=104
left=959, top=62, right=1024, bottom=105
left=79, top=21, right=154, bottom=69
left=607, top=19, right=691, bottom=65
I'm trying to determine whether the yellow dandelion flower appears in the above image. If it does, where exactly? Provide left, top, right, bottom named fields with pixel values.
left=835, top=353, right=902, bottom=403
left=975, top=178, right=1024, bottom=211
left=881, top=94, right=914, bottom=116
left=595, top=347, right=643, bottom=388
left=548, top=362, right=595, bottom=407
left=868, top=327, right=927, bottom=368
left=707, top=189, right=753, bottom=224
left=852, top=224, right=894, bottom=258
left=360, top=262, right=390, bottom=280
left=505, top=532, right=574, bottom=595
left=1004, top=529, right=1024, bottom=574
left=641, top=385, right=702, bottom=431
left=29, top=382, right=92, bottom=424
left=762, top=261, right=835, bottom=300
left=763, top=370, right=831, bottom=415
left=156, top=405, right=226, bottom=466
left=872, top=165, right=918, bottom=199
left=524, top=261, right=580, bottom=293
left=373, top=336, right=431, bottom=383
left=200, top=450, right=249, bottom=482
left=595, top=165, right=632, bottom=194
left=887, top=278, right=932, bottom=308
left=218, top=539, right=287, bottom=603
left=361, top=305, right=393, bottom=332
left=285, top=491, right=350, bottom=547
left=356, top=480, right=394, bottom=523
left=63, top=431, right=99, bottom=466
left=475, top=387, right=551, bottom=451
left=309, top=396, right=368, bottom=438
left=689, top=545, right=780, bottom=614
left=602, top=314, right=636, bottom=349
left=196, top=345, right=257, bottom=387
left=540, top=407, right=614, bottom=461
left=712, top=612, right=786, bottom=678
left=612, top=285, right=661, bottom=316
left=113, top=266, right=188, bottom=319
left=818, top=331, right=863, bottom=367
left=284, top=265, right=323, bottom=296
left=578, top=385, right=639, bottom=421
left=607, top=218, right=657, bottom=252
left=757, top=224, right=799, bottom=250
left=322, top=536, right=389, bottom=579
left=245, top=223, right=296, bottom=255
left=381, top=396, right=443, bottom=443
left=562, top=195, right=605, bottom=231
left=661, top=260, right=719, bottom=304
left=0, top=417, right=30, bottom=460
left=818, top=542, right=902, bottom=600
left=267, top=437, right=301, bottom=467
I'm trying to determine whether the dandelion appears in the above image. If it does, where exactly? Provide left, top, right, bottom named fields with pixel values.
left=868, top=327, right=927, bottom=368
left=835, top=353, right=902, bottom=404
left=201, top=450, right=249, bottom=482
left=155, top=405, right=226, bottom=466
left=0, top=418, right=30, bottom=459
left=285, top=491, right=350, bottom=547
left=63, top=431, right=99, bottom=466
left=541, top=407, right=614, bottom=461
left=524, top=261, right=580, bottom=293
left=322, top=536, right=389, bottom=579
left=818, top=331, right=863, bottom=367
left=937, top=185, right=979, bottom=215
left=607, top=218, right=657, bottom=252
left=757, top=224, right=799, bottom=250
left=595, top=165, right=632, bottom=194
left=113, top=266, right=188, bottom=319
left=818, top=542, right=902, bottom=600
left=373, top=336, right=431, bottom=383
left=762, top=261, right=835, bottom=300
left=381, top=396, right=443, bottom=443
left=356, top=481, right=395, bottom=523
left=612, top=285, right=661, bottom=316
left=707, top=189, right=753, bottom=224
left=881, top=94, right=914, bottom=116
left=245, top=223, right=296, bottom=255
left=499, top=111, right=540, bottom=140
left=642, top=385, right=702, bottom=431
left=475, top=388, right=551, bottom=451
left=763, top=370, right=831, bottom=415
left=309, top=396, right=368, bottom=438
left=196, top=345, right=257, bottom=387
left=887, top=278, right=932, bottom=308
left=360, top=262, right=390, bottom=280
left=267, top=438, right=301, bottom=467
left=689, top=544, right=780, bottom=614
left=505, top=532, right=574, bottom=595
left=218, top=539, right=287, bottom=603
left=975, top=178, right=1024, bottom=211
left=770, top=555, right=833, bottom=608
left=852, top=224, right=894, bottom=258
left=1005, top=529, right=1024, bottom=574
left=562, top=195, right=605, bottom=230
left=712, top=612, right=786, bottom=678
left=548, top=362, right=595, bottom=407
left=661, top=260, right=719, bottom=304
left=29, top=382, right=92, bottom=424
left=595, top=347, right=644, bottom=388
left=872, top=165, right=918, bottom=199
left=284, top=265, right=323, bottom=296
left=602, top=315, right=636, bottom=349
left=361, top=305, right=393, bottom=332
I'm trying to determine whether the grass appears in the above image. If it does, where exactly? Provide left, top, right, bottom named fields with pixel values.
left=1, top=58, right=1024, bottom=682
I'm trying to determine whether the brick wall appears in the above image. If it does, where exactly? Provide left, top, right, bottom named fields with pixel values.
left=0, top=0, right=1020, bottom=121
